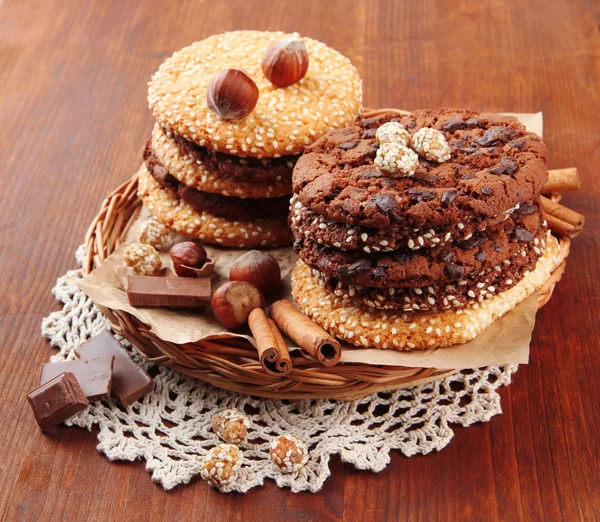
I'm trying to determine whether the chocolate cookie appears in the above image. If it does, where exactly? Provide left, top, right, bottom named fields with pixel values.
left=293, top=109, right=547, bottom=229
left=290, top=235, right=562, bottom=350
left=144, top=144, right=290, bottom=220
left=311, top=235, right=546, bottom=311
left=293, top=202, right=545, bottom=288
left=290, top=194, right=520, bottom=252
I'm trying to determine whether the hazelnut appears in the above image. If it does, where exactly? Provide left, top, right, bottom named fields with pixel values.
left=170, top=241, right=207, bottom=277
left=211, top=281, right=265, bottom=329
left=206, top=69, right=259, bottom=120
left=229, top=251, right=281, bottom=294
left=261, top=38, right=309, bottom=88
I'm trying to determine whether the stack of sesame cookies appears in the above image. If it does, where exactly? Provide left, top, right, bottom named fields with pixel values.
left=139, top=30, right=362, bottom=248
left=291, top=109, right=562, bottom=349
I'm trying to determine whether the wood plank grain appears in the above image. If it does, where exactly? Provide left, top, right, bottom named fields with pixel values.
left=0, top=0, right=599, bottom=520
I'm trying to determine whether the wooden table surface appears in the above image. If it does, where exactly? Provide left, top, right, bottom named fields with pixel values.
left=1, top=0, right=599, bottom=520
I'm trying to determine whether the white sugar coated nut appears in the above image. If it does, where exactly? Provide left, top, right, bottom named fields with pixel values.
left=138, top=218, right=169, bottom=249
left=200, top=444, right=243, bottom=486
left=374, top=142, right=419, bottom=177
left=376, top=121, right=411, bottom=146
left=211, top=408, right=250, bottom=445
left=123, top=242, right=162, bottom=275
left=269, top=434, right=309, bottom=473
left=411, top=127, right=451, bottom=163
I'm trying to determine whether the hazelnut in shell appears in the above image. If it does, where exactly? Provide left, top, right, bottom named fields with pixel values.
left=170, top=241, right=207, bottom=277
left=229, top=251, right=281, bottom=294
left=261, top=38, right=309, bottom=88
left=211, top=281, right=265, bottom=329
left=206, top=69, right=259, bottom=120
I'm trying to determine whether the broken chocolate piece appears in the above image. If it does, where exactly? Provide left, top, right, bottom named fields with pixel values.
left=481, top=187, right=493, bottom=195
left=76, top=332, right=154, bottom=407
left=514, top=202, right=536, bottom=215
left=126, top=275, right=211, bottom=308
left=443, top=120, right=468, bottom=132
left=40, top=357, right=114, bottom=402
left=28, top=372, right=89, bottom=432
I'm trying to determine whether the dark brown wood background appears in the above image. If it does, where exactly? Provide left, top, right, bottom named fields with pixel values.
left=1, top=0, right=599, bottom=520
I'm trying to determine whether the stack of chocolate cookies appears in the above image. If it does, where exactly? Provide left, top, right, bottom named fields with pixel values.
left=139, top=30, right=362, bottom=248
left=291, top=109, right=562, bottom=350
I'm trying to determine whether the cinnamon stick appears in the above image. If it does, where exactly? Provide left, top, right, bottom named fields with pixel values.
left=543, top=168, right=581, bottom=194
left=248, top=308, right=292, bottom=376
left=269, top=300, right=341, bottom=367
left=541, top=195, right=584, bottom=238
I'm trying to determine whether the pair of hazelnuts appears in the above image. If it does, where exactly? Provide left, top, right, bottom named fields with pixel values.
left=170, top=242, right=281, bottom=329
left=207, top=38, right=309, bottom=120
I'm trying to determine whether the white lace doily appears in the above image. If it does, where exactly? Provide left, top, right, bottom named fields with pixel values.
left=40, top=246, right=519, bottom=492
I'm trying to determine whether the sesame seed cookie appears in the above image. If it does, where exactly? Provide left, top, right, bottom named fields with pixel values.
left=290, top=233, right=561, bottom=350
left=293, top=109, right=547, bottom=228
left=294, top=203, right=545, bottom=288
left=148, top=31, right=363, bottom=158
left=138, top=164, right=293, bottom=248
left=310, top=235, right=546, bottom=311
left=151, top=124, right=293, bottom=198
left=144, top=145, right=290, bottom=219
left=289, top=194, right=521, bottom=252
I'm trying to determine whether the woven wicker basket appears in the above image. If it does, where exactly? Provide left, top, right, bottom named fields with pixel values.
left=82, top=111, right=571, bottom=400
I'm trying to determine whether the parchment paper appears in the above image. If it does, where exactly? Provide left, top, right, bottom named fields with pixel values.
left=75, top=113, right=543, bottom=370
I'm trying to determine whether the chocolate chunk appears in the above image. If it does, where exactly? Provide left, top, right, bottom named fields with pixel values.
left=486, top=147, right=499, bottom=154
left=515, top=228, right=535, bottom=242
left=492, top=241, right=502, bottom=252
left=460, top=146, right=479, bottom=154
left=465, top=118, right=481, bottom=127
left=28, top=372, right=89, bottom=432
left=407, top=188, right=436, bottom=202
left=508, top=138, right=526, bottom=149
left=392, top=250, right=417, bottom=264
left=407, top=120, right=416, bottom=129
left=360, top=128, right=377, bottom=139
left=475, top=126, right=519, bottom=147
left=444, top=263, right=465, bottom=280
left=359, top=116, right=379, bottom=128
left=371, top=194, right=399, bottom=214
left=457, top=234, right=486, bottom=250
left=443, top=120, right=468, bottom=132
left=441, top=189, right=459, bottom=208
left=449, top=139, right=467, bottom=149
left=340, top=128, right=356, bottom=136
left=40, top=357, right=115, bottom=402
left=346, top=259, right=372, bottom=276
left=514, top=202, right=536, bottom=215
left=126, top=276, right=211, bottom=308
left=476, top=251, right=487, bottom=262
left=481, top=187, right=493, bottom=195
left=76, top=332, right=153, bottom=407
left=337, top=140, right=359, bottom=151
left=462, top=173, right=475, bottom=180
left=490, top=157, right=518, bottom=175
left=372, top=267, right=386, bottom=281
left=439, top=250, right=455, bottom=262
